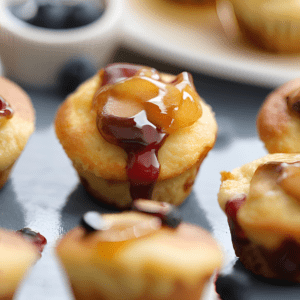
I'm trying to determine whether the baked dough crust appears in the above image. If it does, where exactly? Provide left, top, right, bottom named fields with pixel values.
left=56, top=211, right=223, bottom=300
left=0, top=77, right=35, bottom=188
left=219, top=153, right=300, bottom=247
left=55, top=69, right=217, bottom=207
left=219, top=153, right=300, bottom=281
left=55, top=72, right=217, bottom=180
left=0, top=229, right=39, bottom=300
left=229, top=0, right=300, bottom=52
left=257, top=78, right=300, bottom=153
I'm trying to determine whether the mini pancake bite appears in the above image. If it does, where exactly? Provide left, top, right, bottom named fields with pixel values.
left=0, top=228, right=46, bottom=300
left=55, top=63, right=217, bottom=209
left=257, top=78, right=300, bottom=153
left=56, top=200, right=223, bottom=300
left=0, top=77, right=35, bottom=189
left=218, top=153, right=300, bottom=281
left=228, top=0, right=300, bottom=53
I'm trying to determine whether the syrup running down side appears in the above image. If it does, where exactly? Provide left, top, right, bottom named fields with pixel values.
left=93, top=64, right=202, bottom=200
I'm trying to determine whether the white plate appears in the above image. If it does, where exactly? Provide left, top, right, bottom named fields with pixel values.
left=122, top=0, right=300, bottom=88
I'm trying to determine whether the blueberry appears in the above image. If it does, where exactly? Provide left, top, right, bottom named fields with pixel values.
left=10, top=0, right=38, bottom=22
left=58, top=57, right=97, bottom=96
left=27, top=3, right=70, bottom=29
left=64, top=3, right=104, bottom=29
left=17, top=227, right=38, bottom=238
left=216, top=260, right=252, bottom=300
left=80, top=211, right=107, bottom=232
left=216, top=271, right=252, bottom=300
left=164, top=208, right=182, bottom=228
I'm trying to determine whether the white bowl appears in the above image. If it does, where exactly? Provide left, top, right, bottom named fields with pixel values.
left=0, top=0, right=123, bottom=88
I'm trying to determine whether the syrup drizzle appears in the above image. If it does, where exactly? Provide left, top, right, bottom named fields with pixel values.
left=96, top=64, right=167, bottom=200
left=95, top=63, right=200, bottom=201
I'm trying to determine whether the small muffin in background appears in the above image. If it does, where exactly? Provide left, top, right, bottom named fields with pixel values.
left=0, top=77, right=35, bottom=189
left=56, top=200, right=223, bottom=300
left=55, top=63, right=218, bottom=209
left=167, top=0, right=215, bottom=4
left=0, top=228, right=46, bottom=300
left=228, top=0, right=300, bottom=53
left=218, top=153, right=300, bottom=282
left=257, top=78, right=300, bottom=153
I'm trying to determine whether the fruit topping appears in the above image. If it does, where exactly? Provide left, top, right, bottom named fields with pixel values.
left=94, top=64, right=202, bottom=133
left=277, top=162, right=300, bottom=201
left=287, top=87, right=300, bottom=116
left=247, top=161, right=300, bottom=202
left=80, top=211, right=109, bottom=232
left=132, top=199, right=182, bottom=228
left=17, top=228, right=47, bottom=253
left=80, top=211, right=161, bottom=243
left=0, top=96, right=14, bottom=119
left=101, top=64, right=142, bottom=86
left=93, top=63, right=202, bottom=201
left=98, top=215, right=161, bottom=242
left=94, top=64, right=202, bottom=134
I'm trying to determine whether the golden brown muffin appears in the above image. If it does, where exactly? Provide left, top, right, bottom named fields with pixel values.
left=55, top=64, right=217, bottom=209
left=56, top=200, right=223, bottom=300
left=0, top=228, right=44, bottom=300
left=228, top=0, right=300, bottom=52
left=0, top=77, right=35, bottom=189
left=167, top=0, right=215, bottom=4
left=218, top=153, right=300, bottom=281
left=257, top=78, right=300, bottom=153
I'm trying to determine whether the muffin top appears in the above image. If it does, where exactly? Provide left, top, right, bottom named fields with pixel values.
left=55, top=64, right=217, bottom=181
left=0, top=229, right=40, bottom=298
left=0, top=77, right=35, bottom=171
left=57, top=209, right=223, bottom=298
left=231, top=0, right=300, bottom=20
left=257, top=78, right=300, bottom=153
left=218, top=153, right=300, bottom=248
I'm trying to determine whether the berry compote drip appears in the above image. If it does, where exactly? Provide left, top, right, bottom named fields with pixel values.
left=97, top=64, right=166, bottom=200
left=94, top=63, right=202, bottom=201
left=102, top=110, right=166, bottom=200
left=17, top=228, right=47, bottom=254
left=225, top=195, right=247, bottom=241
left=0, top=96, right=14, bottom=119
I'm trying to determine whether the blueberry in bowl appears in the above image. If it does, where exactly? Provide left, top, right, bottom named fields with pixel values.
left=10, top=0, right=105, bottom=30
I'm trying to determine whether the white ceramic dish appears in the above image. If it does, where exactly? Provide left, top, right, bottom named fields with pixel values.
left=1, top=0, right=300, bottom=89
left=0, top=0, right=123, bottom=88
left=122, top=0, right=300, bottom=89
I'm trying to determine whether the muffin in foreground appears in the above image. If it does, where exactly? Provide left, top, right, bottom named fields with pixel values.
left=228, top=0, right=300, bottom=53
left=0, top=77, right=35, bottom=189
left=0, top=228, right=46, bottom=300
left=55, top=63, right=217, bottom=209
left=257, top=78, right=300, bottom=153
left=218, top=153, right=300, bottom=282
left=56, top=200, right=223, bottom=300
